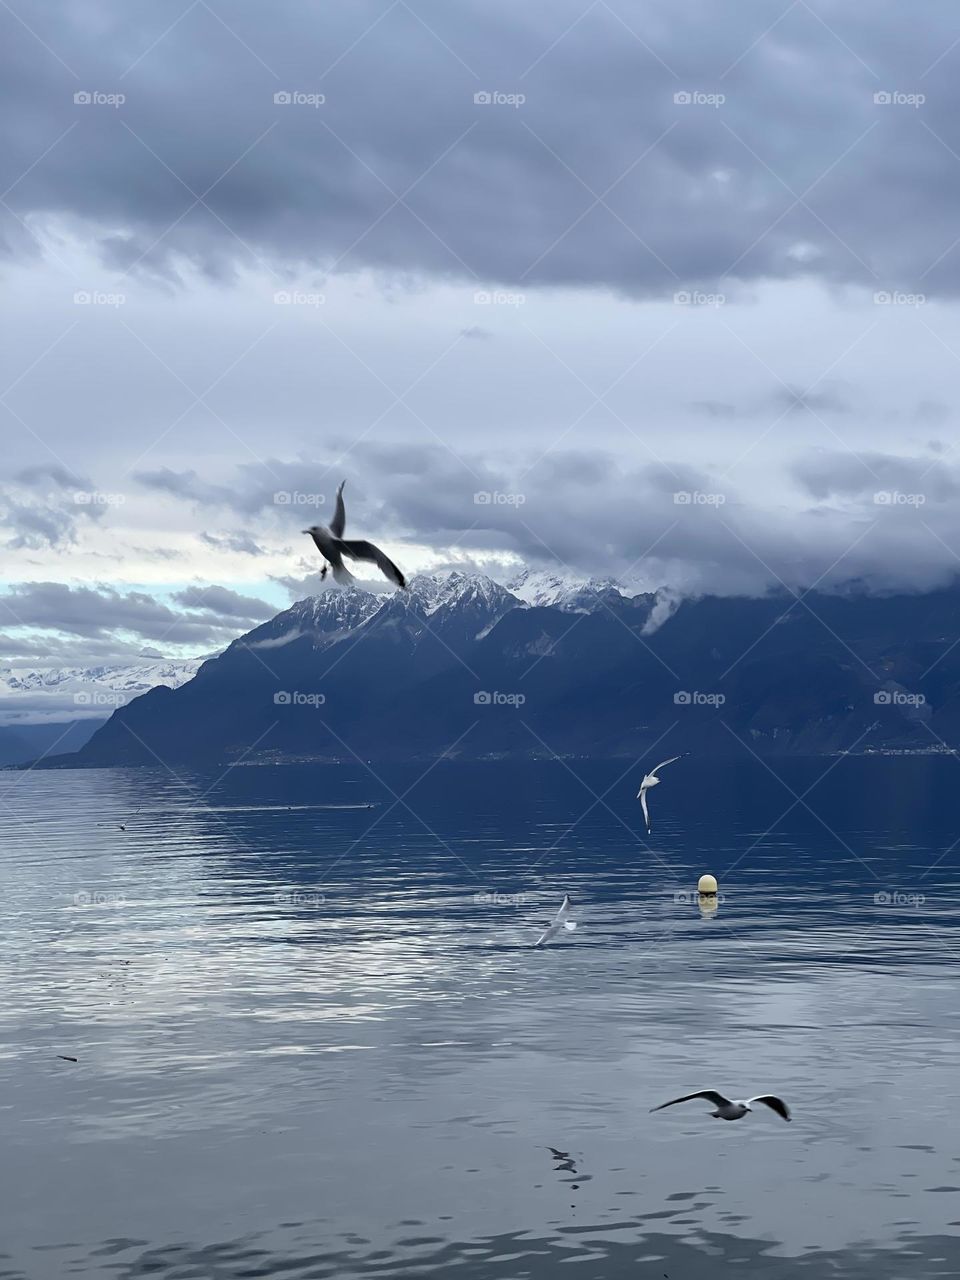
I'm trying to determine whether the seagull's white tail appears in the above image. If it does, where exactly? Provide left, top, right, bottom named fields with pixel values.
left=564, top=921, right=577, bottom=931
left=332, top=562, right=355, bottom=585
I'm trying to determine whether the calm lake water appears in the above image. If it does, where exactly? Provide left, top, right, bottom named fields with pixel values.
left=1, top=756, right=959, bottom=1278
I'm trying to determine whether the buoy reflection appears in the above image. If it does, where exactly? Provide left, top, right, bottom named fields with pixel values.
left=698, top=891, right=719, bottom=918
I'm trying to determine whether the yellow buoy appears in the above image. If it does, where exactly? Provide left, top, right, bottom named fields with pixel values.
left=697, top=873, right=718, bottom=894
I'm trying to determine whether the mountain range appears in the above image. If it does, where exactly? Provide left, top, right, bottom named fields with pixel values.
left=35, top=570, right=960, bottom=768
left=0, top=655, right=207, bottom=766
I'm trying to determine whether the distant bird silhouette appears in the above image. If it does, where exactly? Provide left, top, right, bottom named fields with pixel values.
left=303, top=480, right=405, bottom=589
left=650, top=1089, right=791, bottom=1122
left=98, top=806, right=140, bottom=833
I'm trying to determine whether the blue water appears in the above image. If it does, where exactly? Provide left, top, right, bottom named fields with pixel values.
left=1, top=757, right=959, bottom=1278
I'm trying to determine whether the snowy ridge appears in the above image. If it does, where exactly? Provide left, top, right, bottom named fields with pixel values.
left=0, top=656, right=210, bottom=726
left=410, top=571, right=517, bottom=617
left=508, top=567, right=631, bottom=611
left=285, top=588, right=386, bottom=630
left=0, top=657, right=207, bottom=696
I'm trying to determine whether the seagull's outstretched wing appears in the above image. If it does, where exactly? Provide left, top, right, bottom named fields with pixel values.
left=748, top=1094, right=791, bottom=1121
left=555, top=894, right=571, bottom=922
left=330, top=481, right=346, bottom=538
left=649, top=755, right=682, bottom=777
left=534, top=924, right=559, bottom=947
left=639, top=788, right=651, bottom=832
left=338, top=539, right=406, bottom=588
left=650, top=1090, right=730, bottom=1113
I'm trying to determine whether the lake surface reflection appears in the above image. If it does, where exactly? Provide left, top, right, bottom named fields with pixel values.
left=1, top=756, right=958, bottom=1277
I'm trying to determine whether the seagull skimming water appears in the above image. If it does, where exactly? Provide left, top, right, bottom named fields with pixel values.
left=303, top=480, right=405, bottom=589
left=534, top=895, right=577, bottom=947
left=650, top=1089, right=791, bottom=1122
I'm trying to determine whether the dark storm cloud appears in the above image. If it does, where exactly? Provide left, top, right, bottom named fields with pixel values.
left=133, top=441, right=960, bottom=595
left=357, top=442, right=960, bottom=595
left=16, top=463, right=92, bottom=489
left=172, top=583, right=273, bottom=620
left=135, top=461, right=337, bottom=518
left=791, top=449, right=960, bottom=503
left=5, top=2, right=960, bottom=293
left=0, top=581, right=267, bottom=646
left=2, top=466, right=110, bottom=549
left=133, top=467, right=234, bottom=508
left=0, top=629, right=185, bottom=665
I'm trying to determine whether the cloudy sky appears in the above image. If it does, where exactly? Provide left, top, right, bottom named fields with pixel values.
left=4, top=0, right=960, bottom=666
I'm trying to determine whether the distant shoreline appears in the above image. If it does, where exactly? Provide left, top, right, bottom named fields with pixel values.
left=12, top=744, right=960, bottom=771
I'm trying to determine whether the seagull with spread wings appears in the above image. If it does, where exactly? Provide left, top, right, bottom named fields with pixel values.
left=636, top=755, right=682, bottom=833
left=650, top=1089, right=791, bottom=1122
left=534, top=894, right=577, bottom=947
left=303, top=480, right=405, bottom=589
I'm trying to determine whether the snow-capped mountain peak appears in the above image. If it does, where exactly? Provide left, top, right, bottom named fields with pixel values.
left=410, top=571, right=518, bottom=617
left=507, top=567, right=627, bottom=612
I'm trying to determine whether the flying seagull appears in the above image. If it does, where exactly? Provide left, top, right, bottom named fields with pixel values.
left=303, top=480, right=405, bottom=589
left=650, top=1089, right=791, bottom=1122
left=534, top=894, right=577, bottom=947
left=636, top=755, right=682, bottom=832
